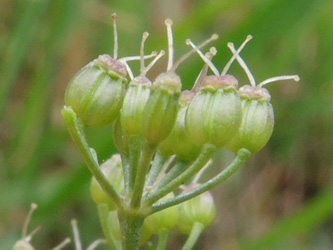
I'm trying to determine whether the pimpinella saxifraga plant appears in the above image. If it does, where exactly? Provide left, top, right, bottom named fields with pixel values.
left=61, top=14, right=299, bottom=250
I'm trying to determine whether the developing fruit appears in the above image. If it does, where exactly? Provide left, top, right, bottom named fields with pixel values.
left=144, top=193, right=179, bottom=233
left=226, top=41, right=299, bottom=153
left=178, top=192, right=216, bottom=234
left=143, top=20, right=218, bottom=145
left=184, top=38, right=255, bottom=147
left=159, top=90, right=201, bottom=161
left=121, top=32, right=165, bottom=137
left=65, top=14, right=128, bottom=128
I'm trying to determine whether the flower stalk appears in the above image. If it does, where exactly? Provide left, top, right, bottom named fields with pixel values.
left=182, top=222, right=205, bottom=250
left=61, top=107, right=123, bottom=210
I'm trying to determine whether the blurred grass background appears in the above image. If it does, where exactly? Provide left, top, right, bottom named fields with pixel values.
left=0, top=0, right=332, bottom=249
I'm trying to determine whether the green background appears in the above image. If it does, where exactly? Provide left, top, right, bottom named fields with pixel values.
left=0, top=0, right=332, bottom=249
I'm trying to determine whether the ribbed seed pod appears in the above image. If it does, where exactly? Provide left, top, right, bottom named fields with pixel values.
left=142, top=72, right=181, bottom=145
left=178, top=192, right=216, bottom=234
left=159, top=90, right=200, bottom=161
left=65, top=54, right=128, bottom=128
left=186, top=75, right=242, bottom=147
left=227, top=85, right=274, bottom=153
left=90, top=154, right=124, bottom=210
left=120, top=76, right=151, bottom=136
left=225, top=39, right=299, bottom=153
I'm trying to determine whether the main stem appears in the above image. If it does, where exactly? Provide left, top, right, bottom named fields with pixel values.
left=118, top=211, right=145, bottom=250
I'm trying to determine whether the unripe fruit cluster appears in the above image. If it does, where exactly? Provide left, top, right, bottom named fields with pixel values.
left=63, top=15, right=299, bottom=249
left=65, top=56, right=275, bottom=155
left=63, top=18, right=292, bottom=156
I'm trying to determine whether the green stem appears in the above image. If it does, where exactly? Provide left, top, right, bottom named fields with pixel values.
left=156, top=228, right=169, bottom=250
left=131, top=142, right=156, bottom=208
left=151, top=148, right=251, bottom=213
left=118, top=211, right=144, bottom=250
left=146, top=143, right=216, bottom=205
left=120, top=153, right=131, bottom=195
left=61, top=107, right=123, bottom=210
left=129, top=135, right=142, bottom=191
left=150, top=160, right=189, bottom=195
left=145, top=151, right=167, bottom=187
left=182, top=222, right=205, bottom=250
left=97, top=204, right=121, bottom=250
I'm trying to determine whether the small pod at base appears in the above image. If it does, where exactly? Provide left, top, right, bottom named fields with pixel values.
left=90, top=154, right=125, bottom=210
left=178, top=192, right=216, bottom=234
left=227, top=85, right=274, bottom=153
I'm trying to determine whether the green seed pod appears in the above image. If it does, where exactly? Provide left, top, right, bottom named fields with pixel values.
left=139, top=17, right=215, bottom=145
left=65, top=54, right=128, bottom=128
left=179, top=192, right=216, bottom=234
left=159, top=90, right=201, bottom=161
left=227, top=85, right=274, bottom=153
left=119, top=30, right=166, bottom=141
left=120, top=31, right=165, bottom=138
left=186, top=75, right=242, bottom=147
left=90, top=154, right=124, bottom=210
left=144, top=193, right=179, bottom=233
left=226, top=40, right=299, bottom=153
left=140, top=18, right=216, bottom=146
left=142, top=72, right=181, bottom=145
left=120, top=76, right=151, bottom=136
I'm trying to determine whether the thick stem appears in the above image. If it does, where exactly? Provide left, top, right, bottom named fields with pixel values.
left=182, top=222, right=205, bottom=250
left=156, top=228, right=169, bottom=250
left=97, top=204, right=120, bottom=250
left=118, top=211, right=144, bottom=250
left=61, top=107, right=123, bottom=210
left=131, top=142, right=156, bottom=208
left=146, top=144, right=216, bottom=205
left=151, top=148, right=251, bottom=213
